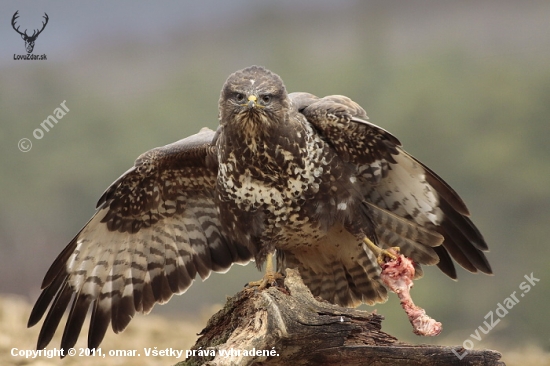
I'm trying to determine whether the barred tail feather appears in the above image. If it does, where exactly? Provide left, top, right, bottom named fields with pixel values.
left=279, top=227, right=388, bottom=307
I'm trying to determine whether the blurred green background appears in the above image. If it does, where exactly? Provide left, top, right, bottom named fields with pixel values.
left=1, top=0, right=549, bottom=364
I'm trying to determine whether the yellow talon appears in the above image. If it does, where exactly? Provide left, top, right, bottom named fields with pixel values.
left=247, top=252, right=283, bottom=290
left=363, top=237, right=400, bottom=265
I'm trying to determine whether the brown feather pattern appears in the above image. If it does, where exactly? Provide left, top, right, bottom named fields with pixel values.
left=28, top=67, right=491, bottom=352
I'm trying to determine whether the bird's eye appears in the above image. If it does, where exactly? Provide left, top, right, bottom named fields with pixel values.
left=260, top=94, right=271, bottom=104
left=235, top=93, right=245, bottom=103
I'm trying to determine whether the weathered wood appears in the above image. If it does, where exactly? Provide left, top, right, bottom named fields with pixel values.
left=177, top=269, right=504, bottom=366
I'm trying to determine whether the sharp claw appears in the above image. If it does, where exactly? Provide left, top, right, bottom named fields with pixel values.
left=363, top=237, right=401, bottom=264
left=247, top=272, right=284, bottom=291
left=377, top=247, right=400, bottom=265
left=247, top=253, right=284, bottom=290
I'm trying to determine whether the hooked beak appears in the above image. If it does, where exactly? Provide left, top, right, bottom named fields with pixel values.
left=247, top=95, right=257, bottom=109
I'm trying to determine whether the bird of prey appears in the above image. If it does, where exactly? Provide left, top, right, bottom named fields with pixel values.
left=28, top=65, right=491, bottom=352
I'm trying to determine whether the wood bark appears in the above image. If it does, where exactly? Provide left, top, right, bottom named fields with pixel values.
left=177, top=269, right=504, bottom=366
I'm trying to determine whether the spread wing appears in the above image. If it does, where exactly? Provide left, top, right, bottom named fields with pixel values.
left=27, top=127, right=252, bottom=352
left=291, top=92, right=491, bottom=280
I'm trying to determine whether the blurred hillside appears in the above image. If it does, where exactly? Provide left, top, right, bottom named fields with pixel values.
left=1, top=1, right=549, bottom=364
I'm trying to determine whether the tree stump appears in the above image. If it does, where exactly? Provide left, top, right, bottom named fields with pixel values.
left=177, top=269, right=504, bottom=366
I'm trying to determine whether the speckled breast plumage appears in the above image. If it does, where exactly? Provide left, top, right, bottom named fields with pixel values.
left=216, top=117, right=360, bottom=261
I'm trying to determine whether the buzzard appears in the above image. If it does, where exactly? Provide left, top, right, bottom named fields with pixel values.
left=28, top=66, right=491, bottom=352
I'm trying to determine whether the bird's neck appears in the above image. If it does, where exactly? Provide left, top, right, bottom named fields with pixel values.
left=218, top=114, right=309, bottom=176
left=224, top=112, right=294, bottom=151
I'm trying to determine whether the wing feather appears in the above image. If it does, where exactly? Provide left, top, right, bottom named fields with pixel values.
left=293, top=92, right=491, bottom=281
left=88, top=299, right=110, bottom=349
left=28, top=128, right=252, bottom=352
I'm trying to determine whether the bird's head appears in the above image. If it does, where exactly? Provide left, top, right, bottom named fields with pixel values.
left=219, top=66, right=289, bottom=135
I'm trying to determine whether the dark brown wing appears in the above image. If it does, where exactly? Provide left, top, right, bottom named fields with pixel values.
left=27, top=127, right=252, bottom=353
left=291, top=92, right=491, bottom=280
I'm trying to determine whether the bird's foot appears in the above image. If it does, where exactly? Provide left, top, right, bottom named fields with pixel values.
left=362, top=237, right=400, bottom=265
left=377, top=247, right=400, bottom=266
left=247, top=271, right=284, bottom=291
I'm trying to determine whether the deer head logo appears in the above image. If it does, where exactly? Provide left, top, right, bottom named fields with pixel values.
left=12, top=11, right=49, bottom=54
